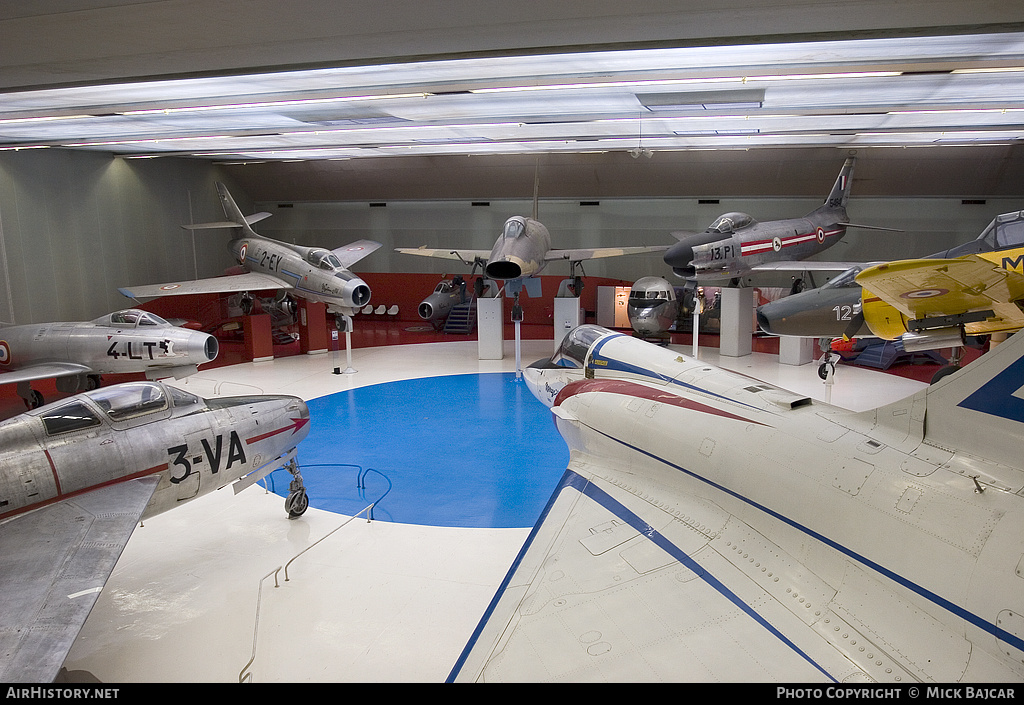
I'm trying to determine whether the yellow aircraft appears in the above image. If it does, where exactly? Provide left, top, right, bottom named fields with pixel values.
left=855, top=245, right=1024, bottom=347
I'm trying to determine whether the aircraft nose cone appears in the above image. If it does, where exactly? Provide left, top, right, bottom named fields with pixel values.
left=755, top=309, right=774, bottom=335
left=663, top=241, right=696, bottom=277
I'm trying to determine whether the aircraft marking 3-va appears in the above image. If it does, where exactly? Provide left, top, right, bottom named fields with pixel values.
left=0, top=380, right=310, bottom=682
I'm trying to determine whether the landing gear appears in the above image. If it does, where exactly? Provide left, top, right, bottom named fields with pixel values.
left=930, top=346, right=964, bottom=384
left=284, top=458, right=309, bottom=518
left=16, top=382, right=43, bottom=409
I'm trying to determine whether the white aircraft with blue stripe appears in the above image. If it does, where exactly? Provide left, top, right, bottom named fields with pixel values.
left=450, top=323, right=1024, bottom=682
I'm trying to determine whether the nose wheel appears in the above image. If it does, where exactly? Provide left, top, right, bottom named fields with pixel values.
left=283, top=458, right=309, bottom=518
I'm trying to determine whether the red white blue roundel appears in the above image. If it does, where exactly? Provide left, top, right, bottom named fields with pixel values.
left=160, top=284, right=182, bottom=291
left=816, top=227, right=825, bottom=243
left=772, top=237, right=782, bottom=252
left=238, top=243, right=248, bottom=264
left=900, top=288, right=949, bottom=299
left=0, top=340, right=11, bottom=366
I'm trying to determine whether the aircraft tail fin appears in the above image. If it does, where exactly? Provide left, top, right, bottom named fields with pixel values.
left=920, top=332, right=1024, bottom=470
left=182, top=183, right=268, bottom=234
left=824, top=157, right=856, bottom=208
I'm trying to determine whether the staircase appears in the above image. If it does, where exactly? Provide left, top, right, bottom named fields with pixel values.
left=443, top=300, right=477, bottom=334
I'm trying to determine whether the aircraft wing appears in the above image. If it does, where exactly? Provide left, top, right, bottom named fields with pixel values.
left=450, top=459, right=847, bottom=682
left=118, top=271, right=291, bottom=300
left=394, top=247, right=492, bottom=265
left=545, top=245, right=669, bottom=262
left=0, top=362, right=93, bottom=386
left=0, top=476, right=160, bottom=682
left=855, top=256, right=1024, bottom=330
left=752, top=261, right=869, bottom=272
left=332, top=240, right=383, bottom=268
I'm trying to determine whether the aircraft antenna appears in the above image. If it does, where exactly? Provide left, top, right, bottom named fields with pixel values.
left=532, top=158, right=540, bottom=221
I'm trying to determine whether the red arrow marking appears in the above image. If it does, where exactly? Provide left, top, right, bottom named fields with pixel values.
left=245, top=417, right=309, bottom=444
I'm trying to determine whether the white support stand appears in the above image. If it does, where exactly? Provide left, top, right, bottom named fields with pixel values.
left=477, top=296, right=504, bottom=360
left=692, top=310, right=701, bottom=357
left=779, top=336, right=815, bottom=365
left=332, top=314, right=357, bottom=375
left=514, top=319, right=522, bottom=380
left=553, top=295, right=583, bottom=353
left=720, top=287, right=754, bottom=358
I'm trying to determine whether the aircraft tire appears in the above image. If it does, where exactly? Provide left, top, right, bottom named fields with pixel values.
left=286, top=489, right=309, bottom=518
left=930, top=365, right=959, bottom=385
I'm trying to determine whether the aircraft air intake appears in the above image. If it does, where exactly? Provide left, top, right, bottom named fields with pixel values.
left=204, top=336, right=219, bottom=362
left=351, top=284, right=371, bottom=307
left=485, top=261, right=522, bottom=280
left=418, top=303, right=433, bottom=320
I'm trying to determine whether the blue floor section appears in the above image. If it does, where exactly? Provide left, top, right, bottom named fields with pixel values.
left=264, top=373, right=570, bottom=528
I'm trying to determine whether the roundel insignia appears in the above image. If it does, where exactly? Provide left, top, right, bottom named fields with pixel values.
left=900, top=288, right=949, bottom=299
left=238, top=243, right=248, bottom=264
left=772, top=237, right=782, bottom=252
left=816, top=227, right=825, bottom=243
left=0, top=341, right=11, bottom=365
left=160, top=284, right=183, bottom=291
left=346, top=246, right=364, bottom=252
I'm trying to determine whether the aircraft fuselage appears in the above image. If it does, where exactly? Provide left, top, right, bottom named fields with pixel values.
left=0, top=310, right=217, bottom=384
left=665, top=210, right=848, bottom=279
left=0, top=382, right=310, bottom=523
left=524, top=326, right=1024, bottom=680
left=229, top=236, right=372, bottom=315
left=484, top=216, right=551, bottom=283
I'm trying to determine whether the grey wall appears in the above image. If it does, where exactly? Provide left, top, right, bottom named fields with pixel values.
left=254, top=195, right=1024, bottom=287
left=0, top=147, right=1020, bottom=328
left=0, top=149, right=242, bottom=324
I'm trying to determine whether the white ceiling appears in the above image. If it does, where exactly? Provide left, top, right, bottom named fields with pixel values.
left=2, top=1, right=1024, bottom=200
left=3, top=32, right=1024, bottom=162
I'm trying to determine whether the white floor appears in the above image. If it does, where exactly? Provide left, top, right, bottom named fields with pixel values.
left=60, top=336, right=927, bottom=683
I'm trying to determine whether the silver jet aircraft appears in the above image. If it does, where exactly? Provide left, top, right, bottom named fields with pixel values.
left=0, top=380, right=310, bottom=682
left=626, top=276, right=679, bottom=339
left=0, top=308, right=217, bottom=409
left=664, top=157, right=893, bottom=280
left=119, top=183, right=381, bottom=316
left=396, top=201, right=665, bottom=300
left=450, top=323, right=1024, bottom=681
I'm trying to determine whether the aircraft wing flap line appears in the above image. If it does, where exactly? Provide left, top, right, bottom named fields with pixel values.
left=0, top=362, right=93, bottom=385
left=0, top=476, right=160, bottom=683
left=119, top=271, right=291, bottom=299
left=449, top=468, right=837, bottom=682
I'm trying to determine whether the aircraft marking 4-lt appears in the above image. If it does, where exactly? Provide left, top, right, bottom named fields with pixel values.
left=0, top=308, right=217, bottom=408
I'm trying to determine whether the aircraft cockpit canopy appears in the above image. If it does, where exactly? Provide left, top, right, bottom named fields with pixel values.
left=98, top=310, right=169, bottom=328
left=629, top=288, right=672, bottom=304
left=549, top=324, right=610, bottom=369
left=308, top=248, right=344, bottom=271
left=434, top=281, right=454, bottom=294
left=979, top=210, right=1024, bottom=249
left=822, top=265, right=866, bottom=289
left=40, top=382, right=198, bottom=435
left=502, top=217, right=526, bottom=239
left=708, top=212, right=755, bottom=234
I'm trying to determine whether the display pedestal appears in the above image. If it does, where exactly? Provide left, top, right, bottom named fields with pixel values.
left=779, top=336, right=815, bottom=365
left=720, top=287, right=754, bottom=358
left=242, top=313, right=274, bottom=362
left=298, top=299, right=329, bottom=355
left=477, top=296, right=504, bottom=360
left=553, top=296, right=583, bottom=352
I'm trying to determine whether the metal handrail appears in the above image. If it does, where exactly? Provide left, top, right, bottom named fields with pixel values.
left=283, top=503, right=375, bottom=582
left=238, top=567, right=281, bottom=683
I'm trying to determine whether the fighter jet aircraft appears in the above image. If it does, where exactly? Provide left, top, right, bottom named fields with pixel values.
left=757, top=209, right=1024, bottom=350
left=664, top=157, right=894, bottom=280
left=0, top=308, right=218, bottom=409
left=417, top=276, right=470, bottom=329
left=626, top=276, right=679, bottom=339
left=450, top=323, right=1024, bottom=681
left=396, top=200, right=665, bottom=299
left=119, top=183, right=382, bottom=316
left=0, top=380, right=310, bottom=682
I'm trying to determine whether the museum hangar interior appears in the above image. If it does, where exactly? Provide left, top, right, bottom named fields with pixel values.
left=3, top=1, right=1024, bottom=684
